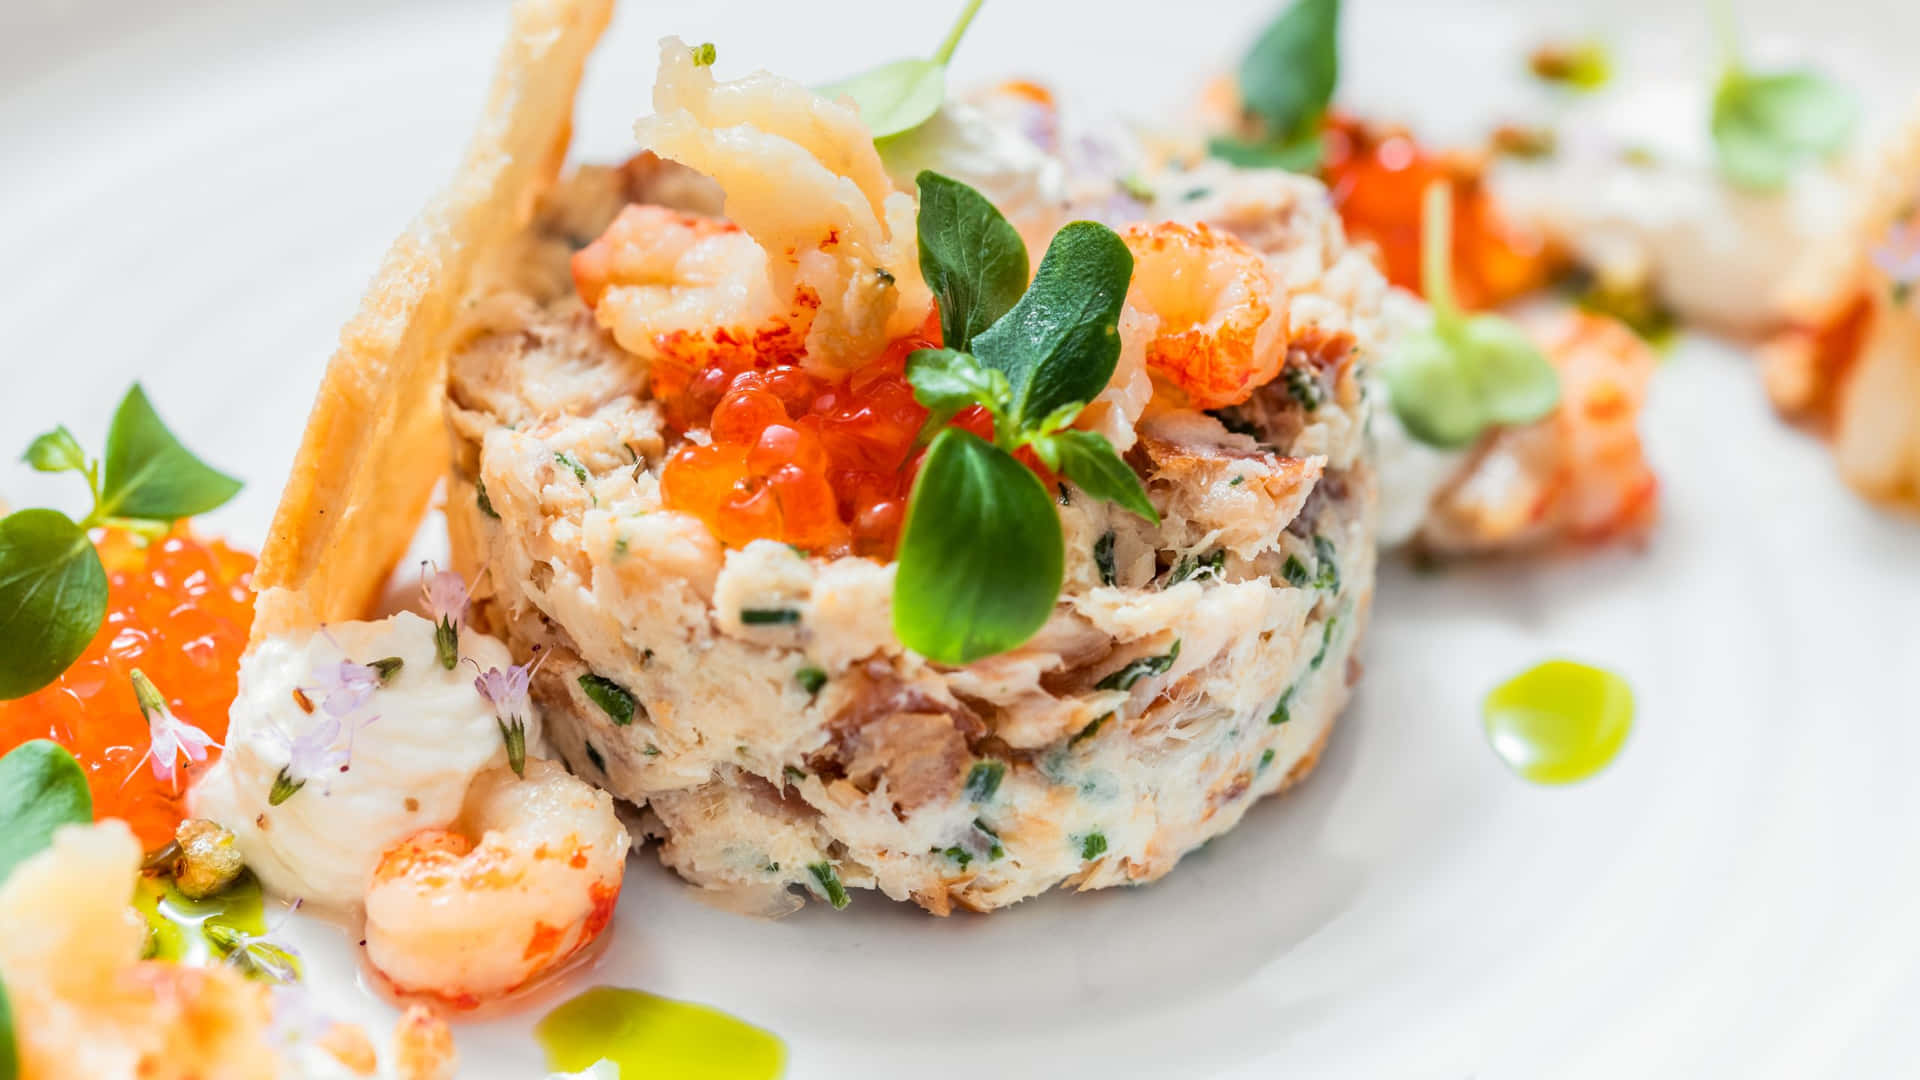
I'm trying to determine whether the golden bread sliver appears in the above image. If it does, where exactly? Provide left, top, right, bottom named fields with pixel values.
left=251, top=0, right=614, bottom=641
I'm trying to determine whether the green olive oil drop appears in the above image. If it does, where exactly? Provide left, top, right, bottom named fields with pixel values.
left=136, top=871, right=267, bottom=964
left=538, top=986, right=786, bottom=1080
left=1483, top=659, right=1633, bottom=784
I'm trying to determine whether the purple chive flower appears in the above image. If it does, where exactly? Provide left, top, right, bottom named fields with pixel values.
left=1871, top=217, right=1920, bottom=298
left=474, top=654, right=542, bottom=778
left=420, top=562, right=471, bottom=670
left=130, top=669, right=217, bottom=789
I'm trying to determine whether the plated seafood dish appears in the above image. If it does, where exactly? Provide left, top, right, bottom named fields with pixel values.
left=0, top=0, right=1914, bottom=1075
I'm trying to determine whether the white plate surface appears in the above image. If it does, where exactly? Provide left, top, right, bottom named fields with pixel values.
left=3, top=1, right=1918, bottom=1076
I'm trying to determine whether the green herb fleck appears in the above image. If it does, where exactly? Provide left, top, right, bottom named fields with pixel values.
left=1269, top=686, right=1295, bottom=725
left=941, top=845, right=973, bottom=869
left=1310, top=614, right=1340, bottom=670
left=796, top=666, right=829, bottom=696
left=690, top=41, right=717, bottom=67
left=784, top=765, right=807, bottom=783
left=1312, top=534, right=1339, bottom=590
left=1210, top=409, right=1262, bottom=440
left=1094, top=530, right=1117, bottom=586
left=1259, top=747, right=1277, bottom=771
left=1069, top=712, right=1111, bottom=747
left=1080, top=832, right=1109, bottom=860
left=742, top=607, right=801, bottom=626
left=583, top=742, right=607, bottom=774
left=1282, top=555, right=1312, bottom=587
left=1283, top=365, right=1321, bottom=411
left=808, top=861, right=851, bottom=909
left=1097, top=640, right=1181, bottom=691
left=475, top=477, right=500, bottom=519
left=965, top=760, right=1006, bottom=802
left=1167, top=551, right=1224, bottom=586
left=643, top=744, right=662, bottom=757
left=973, top=818, right=1005, bottom=859
left=578, top=674, right=637, bottom=726
left=1229, top=475, right=1245, bottom=487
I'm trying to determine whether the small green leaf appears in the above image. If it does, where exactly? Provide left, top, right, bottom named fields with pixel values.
left=1712, top=69, right=1858, bottom=191
left=1036, top=429, right=1158, bottom=524
left=1093, top=530, right=1117, bottom=587
left=820, top=0, right=982, bottom=140
left=964, top=760, right=1006, bottom=802
left=1079, top=831, right=1109, bottom=860
left=915, top=172, right=1031, bottom=350
left=23, top=427, right=87, bottom=475
left=1237, top=0, right=1339, bottom=140
left=905, top=346, right=1010, bottom=440
left=690, top=41, right=717, bottom=67
left=808, top=861, right=851, bottom=909
left=579, top=674, right=637, bottom=726
left=1207, top=130, right=1327, bottom=173
left=97, top=385, right=242, bottom=523
left=1096, top=640, right=1181, bottom=691
left=1383, top=334, right=1485, bottom=448
left=893, top=429, right=1063, bottom=664
left=0, top=740, right=93, bottom=884
left=0, top=509, right=109, bottom=700
left=972, top=222, right=1134, bottom=431
left=1453, top=316, right=1559, bottom=426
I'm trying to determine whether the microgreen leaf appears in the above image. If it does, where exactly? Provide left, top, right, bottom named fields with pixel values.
left=1238, top=0, right=1339, bottom=139
left=820, top=0, right=982, bottom=140
left=0, top=740, right=93, bottom=884
left=906, top=347, right=1010, bottom=437
left=893, top=429, right=1062, bottom=664
left=1382, top=183, right=1558, bottom=448
left=1033, top=430, right=1157, bottom=523
left=1708, top=6, right=1856, bottom=192
left=915, top=171, right=1030, bottom=350
left=0, top=510, right=109, bottom=700
left=97, top=385, right=243, bottom=523
left=23, top=427, right=88, bottom=476
left=1206, top=130, right=1328, bottom=173
left=972, top=222, right=1134, bottom=431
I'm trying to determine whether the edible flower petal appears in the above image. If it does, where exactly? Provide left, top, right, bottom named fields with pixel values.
left=129, top=667, right=217, bottom=788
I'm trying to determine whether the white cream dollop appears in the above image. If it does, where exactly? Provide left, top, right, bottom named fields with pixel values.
left=191, top=612, right=538, bottom=908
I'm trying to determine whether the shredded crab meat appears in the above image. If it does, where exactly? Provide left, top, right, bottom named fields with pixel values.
left=616, top=37, right=932, bottom=376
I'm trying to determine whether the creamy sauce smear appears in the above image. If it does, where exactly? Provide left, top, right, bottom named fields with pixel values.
left=1482, top=660, right=1634, bottom=784
left=136, top=872, right=266, bottom=964
left=537, top=987, right=785, bottom=1080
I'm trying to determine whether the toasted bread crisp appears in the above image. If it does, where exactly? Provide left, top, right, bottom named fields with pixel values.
left=251, top=0, right=613, bottom=641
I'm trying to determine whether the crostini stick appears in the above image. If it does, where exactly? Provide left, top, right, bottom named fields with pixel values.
left=251, top=0, right=614, bottom=641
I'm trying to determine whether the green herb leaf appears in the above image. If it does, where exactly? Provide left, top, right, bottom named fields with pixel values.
left=0, top=509, right=109, bottom=700
left=796, top=666, right=829, bottom=696
left=893, top=428, right=1063, bottom=664
left=1259, top=747, right=1276, bottom=771
left=97, top=385, right=242, bottom=523
left=1712, top=70, right=1857, bottom=191
left=819, top=0, right=982, bottom=140
left=1096, top=640, right=1181, bottom=691
left=741, top=608, right=801, bottom=626
left=1166, top=551, right=1224, bottom=586
left=1281, top=554, right=1312, bottom=587
left=915, top=171, right=1031, bottom=350
left=1383, top=183, right=1558, bottom=448
left=1269, top=685, right=1295, bottom=725
left=0, top=740, right=92, bottom=884
left=1312, top=534, right=1340, bottom=590
left=1079, top=831, right=1109, bottom=860
left=579, top=674, right=637, bottom=726
left=808, top=861, right=851, bottom=909
left=23, top=427, right=87, bottom=476
left=1032, top=429, right=1158, bottom=524
left=905, top=346, right=1010, bottom=437
left=1237, top=0, right=1339, bottom=141
left=964, top=760, right=1006, bottom=802
left=475, top=477, right=500, bottom=519
left=1206, top=130, right=1327, bottom=173
left=973, top=222, right=1134, bottom=431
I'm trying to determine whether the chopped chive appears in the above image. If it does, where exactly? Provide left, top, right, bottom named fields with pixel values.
left=941, top=845, right=973, bottom=869
left=1310, top=614, right=1339, bottom=670
left=1094, top=530, right=1117, bottom=586
left=1228, top=475, right=1246, bottom=487
left=796, top=666, right=828, bottom=696
left=368, top=656, right=404, bottom=684
left=808, top=862, right=850, bottom=909
left=1258, top=748, right=1276, bottom=771
left=583, top=741, right=607, bottom=774
left=613, top=535, right=629, bottom=558
left=1167, top=551, right=1224, bottom=586
left=555, top=451, right=592, bottom=488
left=643, top=744, right=661, bottom=757
left=764, top=860, right=780, bottom=872
left=741, top=608, right=801, bottom=626
left=965, top=760, right=1006, bottom=802
left=1069, top=712, right=1111, bottom=747
left=1080, top=832, right=1109, bottom=860
left=1312, top=534, right=1339, bottom=590
left=972, top=819, right=1005, bottom=859
left=1281, top=555, right=1312, bottom=587
left=1284, top=365, right=1321, bottom=411
left=783, top=765, right=807, bottom=782
left=1096, top=640, right=1181, bottom=691
left=1269, top=686, right=1295, bottom=725
left=475, top=477, right=500, bottom=519
left=578, top=674, right=637, bottom=726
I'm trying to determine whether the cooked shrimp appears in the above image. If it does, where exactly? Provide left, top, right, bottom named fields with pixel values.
left=1121, top=221, right=1285, bottom=409
left=614, top=37, right=931, bottom=376
left=363, top=760, right=628, bottom=1007
left=1422, top=309, right=1658, bottom=552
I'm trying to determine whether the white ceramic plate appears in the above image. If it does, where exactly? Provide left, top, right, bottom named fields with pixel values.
left=4, top=1, right=1918, bottom=1076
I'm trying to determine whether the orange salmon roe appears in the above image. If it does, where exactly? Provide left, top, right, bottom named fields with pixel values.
left=0, top=528, right=255, bottom=850
left=1323, top=114, right=1555, bottom=311
left=657, top=312, right=958, bottom=559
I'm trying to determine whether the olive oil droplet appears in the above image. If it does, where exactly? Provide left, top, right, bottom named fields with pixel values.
left=135, top=871, right=267, bottom=964
left=537, top=986, right=785, bottom=1080
left=1483, top=659, right=1633, bottom=784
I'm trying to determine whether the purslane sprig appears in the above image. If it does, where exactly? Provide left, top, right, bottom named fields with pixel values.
left=1708, top=3, right=1856, bottom=192
left=818, top=0, right=984, bottom=141
left=893, top=172, right=1157, bottom=665
left=0, top=386, right=242, bottom=699
left=1209, top=0, right=1340, bottom=172
left=1382, top=183, right=1560, bottom=448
